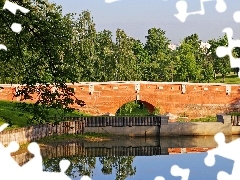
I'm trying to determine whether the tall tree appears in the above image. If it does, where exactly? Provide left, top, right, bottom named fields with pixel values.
left=131, top=39, right=150, bottom=81
left=72, top=10, right=97, bottom=82
left=114, top=29, right=138, bottom=81
left=176, top=41, right=200, bottom=82
left=95, top=29, right=115, bottom=81
left=99, top=156, right=136, bottom=180
left=144, top=28, right=171, bottom=81
left=208, top=35, right=231, bottom=82
left=0, top=0, right=85, bottom=124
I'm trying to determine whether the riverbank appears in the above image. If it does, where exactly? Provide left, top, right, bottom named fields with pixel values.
left=0, top=114, right=238, bottom=147
left=0, top=100, right=89, bottom=130
left=0, top=100, right=219, bottom=129
left=10, top=134, right=240, bottom=167
left=12, top=132, right=128, bottom=156
left=36, top=132, right=128, bottom=144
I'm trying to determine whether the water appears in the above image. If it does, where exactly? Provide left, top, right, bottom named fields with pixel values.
left=13, top=135, right=239, bottom=180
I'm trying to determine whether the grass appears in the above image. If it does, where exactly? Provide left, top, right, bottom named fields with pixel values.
left=0, top=100, right=89, bottom=130
left=10, top=132, right=119, bottom=155
left=116, top=107, right=150, bottom=117
left=191, top=72, right=240, bottom=84
left=116, top=101, right=154, bottom=117
left=210, top=73, right=240, bottom=84
left=36, top=132, right=119, bottom=144
left=177, top=116, right=217, bottom=122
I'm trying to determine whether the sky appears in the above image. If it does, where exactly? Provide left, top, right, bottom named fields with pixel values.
left=49, top=0, right=240, bottom=44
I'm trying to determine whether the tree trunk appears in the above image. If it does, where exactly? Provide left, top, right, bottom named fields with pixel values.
left=222, top=75, right=225, bottom=83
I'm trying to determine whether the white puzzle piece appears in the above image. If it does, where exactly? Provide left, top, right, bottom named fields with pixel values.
left=216, top=28, right=240, bottom=77
left=1, top=0, right=30, bottom=50
left=175, top=0, right=227, bottom=22
left=105, top=0, right=120, bottom=3
left=0, top=120, right=82, bottom=180
left=154, top=164, right=190, bottom=180
left=204, top=132, right=240, bottom=180
left=1, top=1, right=240, bottom=180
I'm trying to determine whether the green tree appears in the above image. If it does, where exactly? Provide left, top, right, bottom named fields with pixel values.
left=176, top=41, right=200, bottom=82
left=164, top=49, right=179, bottom=82
left=208, top=35, right=231, bottom=82
left=114, top=29, right=138, bottom=81
left=95, top=29, right=115, bottom=81
left=144, top=28, right=171, bottom=81
left=0, top=0, right=85, bottom=124
left=131, top=39, right=149, bottom=81
left=43, top=156, right=96, bottom=179
left=99, top=156, right=136, bottom=180
left=117, top=101, right=140, bottom=115
left=200, top=52, right=214, bottom=83
left=72, top=10, right=97, bottom=82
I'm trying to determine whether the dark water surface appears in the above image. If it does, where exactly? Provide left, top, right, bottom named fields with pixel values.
left=14, top=135, right=239, bottom=180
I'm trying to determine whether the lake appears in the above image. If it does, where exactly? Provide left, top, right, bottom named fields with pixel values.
left=12, top=135, right=239, bottom=180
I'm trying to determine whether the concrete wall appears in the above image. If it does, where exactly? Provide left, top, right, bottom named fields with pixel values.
left=84, top=122, right=232, bottom=136
left=84, top=126, right=160, bottom=137
left=160, top=122, right=231, bottom=136
left=0, top=121, right=84, bottom=145
left=84, top=114, right=235, bottom=136
left=1, top=114, right=239, bottom=145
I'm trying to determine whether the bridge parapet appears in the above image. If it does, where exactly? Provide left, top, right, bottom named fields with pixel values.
left=1, top=82, right=240, bottom=118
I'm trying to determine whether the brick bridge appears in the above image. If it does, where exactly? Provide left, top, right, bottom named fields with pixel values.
left=1, top=81, right=240, bottom=118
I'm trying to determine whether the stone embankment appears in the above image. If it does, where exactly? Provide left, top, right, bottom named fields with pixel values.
left=0, top=114, right=239, bottom=146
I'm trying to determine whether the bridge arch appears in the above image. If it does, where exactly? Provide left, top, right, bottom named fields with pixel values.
left=115, top=100, right=156, bottom=116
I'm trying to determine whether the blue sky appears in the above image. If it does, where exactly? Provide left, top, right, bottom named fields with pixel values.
left=49, top=0, right=240, bottom=44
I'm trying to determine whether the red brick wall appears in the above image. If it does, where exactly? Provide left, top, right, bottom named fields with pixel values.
left=1, top=82, right=240, bottom=118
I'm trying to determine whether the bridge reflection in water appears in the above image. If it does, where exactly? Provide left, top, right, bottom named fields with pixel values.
left=11, top=135, right=238, bottom=180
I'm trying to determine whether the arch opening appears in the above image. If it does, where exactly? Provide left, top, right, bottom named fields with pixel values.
left=116, top=100, right=157, bottom=116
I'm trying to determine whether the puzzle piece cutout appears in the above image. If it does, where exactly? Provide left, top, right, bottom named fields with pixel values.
left=0, top=2, right=93, bottom=179
left=216, top=27, right=240, bottom=77
left=20, top=142, right=43, bottom=174
left=1, top=1, right=239, bottom=180
left=154, top=165, right=190, bottom=180
left=233, top=11, right=240, bottom=23
left=81, top=176, right=92, bottom=180
left=105, top=0, right=120, bottom=3
left=204, top=132, right=240, bottom=180
left=175, top=0, right=226, bottom=22
left=0, top=124, right=21, bottom=176
left=0, top=123, right=93, bottom=180
left=1, top=0, right=30, bottom=51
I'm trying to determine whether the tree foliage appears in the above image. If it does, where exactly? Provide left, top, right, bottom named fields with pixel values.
left=0, top=0, right=86, bottom=124
left=43, top=155, right=136, bottom=180
left=0, top=0, right=234, bottom=123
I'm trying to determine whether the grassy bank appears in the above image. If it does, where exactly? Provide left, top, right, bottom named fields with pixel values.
left=36, top=132, right=124, bottom=145
left=177, top=116, right=217, bottom=122
left=11, top=132, right=120, bottom=155
left=191, top=72, right=240, bottom=84
left=212, top=72, right=240, bottom=84
left=0, top=100, right=89, bottom=130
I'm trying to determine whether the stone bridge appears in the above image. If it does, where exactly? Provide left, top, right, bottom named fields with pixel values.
left=1, top=81, right=240, bottom=118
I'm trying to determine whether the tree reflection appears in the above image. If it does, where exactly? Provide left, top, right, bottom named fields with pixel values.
left=43, top=155, right=136, bottom=180
left=99, top=156, right=136, bottom=180
left=43, top=156, right=96, bottom=179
